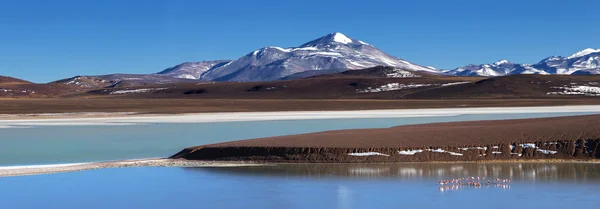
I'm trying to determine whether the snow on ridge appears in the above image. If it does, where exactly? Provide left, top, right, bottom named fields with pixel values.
left=426, top=66, right=437, bottom=70
left=359, top=81, right=471, bottom=93
left=441, top=81, right=470, bottom=86
left=310, top=52, right=343, bottom=57
left=518, top=143, right=557, bottom=155
left=266, top=46, right=292, bottom=52
left=568, top=48, right=600, bottom=59
left=397, top=150, right=424, bottom=155
left=459, top=147, right=487, bottom=151
left=110, top=88, right=168, bottom=95
left=426, top=148, right=463, bottom=156
left=348, top=152, right=390, bottom=157
left=386, top=69, right=421, bottom=78
left=263, top=46, right=322, bottom=53
left=547, top=85, right=600, bottom=96
left=176, top=75, right=196, bottom=79
left=520, top=143, right=537, bottom=149
left=537, top=149, right=558, bottom=154
left=493, top=60, right=510, bottom=65
left=0, top=88, right=36, bottom=94
left=358, top=83, right=432, bottom=93
left=347, top=60, right=368, bottom=68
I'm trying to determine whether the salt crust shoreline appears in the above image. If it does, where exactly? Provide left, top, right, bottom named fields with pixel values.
left=0, top=159, right=268, bottom=177
left=2, top=159, right=599, bottom=177
left=1, top=105, right=599, bottom=128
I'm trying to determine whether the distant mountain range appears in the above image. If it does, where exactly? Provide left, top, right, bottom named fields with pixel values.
left=444, top=48, right=600, bottom=76
left=155, top=33, right=598, bottom=80
left=23, top=33, right=600, bottom=87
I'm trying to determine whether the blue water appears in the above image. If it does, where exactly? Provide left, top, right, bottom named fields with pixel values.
left=1, top=163, right=599, bottom=209
left=0, top=112, right=598, bottom=165
left=2, top=112, right=600, bottom=209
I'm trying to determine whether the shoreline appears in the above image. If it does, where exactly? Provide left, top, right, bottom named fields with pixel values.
left=1, top=105, right=599, bottom=128
left=2, top=158, right=599, bottom=178
left=0, top=159, right=269, bottom=178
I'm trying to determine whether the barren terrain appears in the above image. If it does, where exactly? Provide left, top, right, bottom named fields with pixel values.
left=172, top=114, right=600, bottom=163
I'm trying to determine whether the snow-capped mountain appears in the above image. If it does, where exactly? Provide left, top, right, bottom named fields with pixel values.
left=532, top=48, right=600, bottom=75
left=197, top=32, right=439, bottom=81
left=157, top=60, right=231, bottom=79
left=444, top=60, right=547, bottom=76
left=445, top=48, right=600, bottom=76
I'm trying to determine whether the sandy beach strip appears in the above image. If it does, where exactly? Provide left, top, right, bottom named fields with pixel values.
left=0, top=105, right=599, bottom=128
left=0, top=159, right=267, bottom=177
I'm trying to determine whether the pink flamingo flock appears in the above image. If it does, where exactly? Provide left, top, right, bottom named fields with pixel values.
left=438, top=177, right=511, bottom=192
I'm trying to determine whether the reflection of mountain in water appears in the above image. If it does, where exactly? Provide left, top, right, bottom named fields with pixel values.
left=192, top=163, right=600, bottom=182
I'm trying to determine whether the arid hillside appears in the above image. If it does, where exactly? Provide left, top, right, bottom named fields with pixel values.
left=172, top=114, right=600, bottom=163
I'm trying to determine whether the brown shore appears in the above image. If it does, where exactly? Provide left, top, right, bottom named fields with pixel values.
left=172, top=114, right=600, bottom=163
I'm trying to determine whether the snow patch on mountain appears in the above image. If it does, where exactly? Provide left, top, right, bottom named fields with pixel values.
left=157, top=60, right=231, bottom=80
left=385, top=68, right=421, bottom=78
left=493, top=60, right=510, bottom=66
left=547, top=85, right=600, bottom=96
left=568, top=48, right=600, bottom=59
left=110, top=88, right=168, bottom=95
left=358, top=83, right=433, bottom=93
left=332, top=32, right=353, bottom=44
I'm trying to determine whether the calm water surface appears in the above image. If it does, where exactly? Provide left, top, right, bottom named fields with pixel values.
left=1, top=163, right=599, bottom=209
left=1, top=112, right=597, bottom=165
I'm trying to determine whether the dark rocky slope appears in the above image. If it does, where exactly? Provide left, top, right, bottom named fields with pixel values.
left=171, top=114, right=600, bottom=163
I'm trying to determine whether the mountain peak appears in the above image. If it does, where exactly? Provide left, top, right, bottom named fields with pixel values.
left=492, top=60, right=511, bottom=66
left=300, top=32, right=362, bottom=47
left=329, top=32, right=353, bottom=44
left=568, top=48, right=600, bottom=59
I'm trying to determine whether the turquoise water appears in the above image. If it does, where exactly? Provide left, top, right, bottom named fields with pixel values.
left=1, top=112, right=598, bottom=165
left=1, top=163, right=599, bottom=209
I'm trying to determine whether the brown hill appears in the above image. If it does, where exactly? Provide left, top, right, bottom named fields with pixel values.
left=52, top=74, right=198, bottom=89
left=73, top=67, right=600, bottom=100
left=81, top=66, right=481, bottom=99
left=0, top=76, right=86, bottom=98
left=3, top=67, right=600, bottom=104
left=0, top=76, right=32, bottom=85
left=404, top=74, right=600, bottom=99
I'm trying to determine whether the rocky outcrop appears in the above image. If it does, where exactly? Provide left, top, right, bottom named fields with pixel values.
left=171, top=114, right=600, bottom=163
left=171, top=139, right=600, bottom=163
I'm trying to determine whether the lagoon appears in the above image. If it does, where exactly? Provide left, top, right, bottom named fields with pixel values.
left=1, top=112, right=599, bottom=166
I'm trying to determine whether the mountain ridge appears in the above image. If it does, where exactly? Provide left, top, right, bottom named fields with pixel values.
left=195, top=32, right=439, bottom=82
left=445, top=49, right=600, bottom=76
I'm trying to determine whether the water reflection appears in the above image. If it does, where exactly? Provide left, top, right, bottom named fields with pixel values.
left=438, top=177, right=511, bottom=192
left=195, top=163, right=600, bottom=182
left=337, top=186, right=352, bottom=209
left=439, top=183, right=511, bottom=192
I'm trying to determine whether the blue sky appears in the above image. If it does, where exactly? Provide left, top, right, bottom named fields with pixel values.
left=1, top=0, right=599, bottom=82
